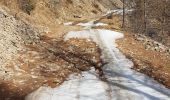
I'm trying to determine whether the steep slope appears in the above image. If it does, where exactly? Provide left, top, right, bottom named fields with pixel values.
left=0, top=0, right=170, bottom=100
left=0, top=0, right=124, bottom=40
left=0, top=0, right=123, bottom=21
left=0, top=6, right=40, bottom=70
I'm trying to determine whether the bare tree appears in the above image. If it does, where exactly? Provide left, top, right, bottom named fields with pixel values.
left=122, top=0, right=125, bottom=28
left=144, top=0, right=147, bottom=34
left=162, top=0, right=167, bottom=35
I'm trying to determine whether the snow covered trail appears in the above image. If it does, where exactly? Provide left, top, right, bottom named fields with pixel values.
left=26, top=68, right=111, bottom=100
left=26, top=29, right=170, bottom=100
left=64, top=29, right=170, bottom=100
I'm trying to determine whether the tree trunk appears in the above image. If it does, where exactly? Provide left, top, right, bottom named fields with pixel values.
left=162, top=0, right=166, bottom=35
left=122, top=0, right=125, bottom=28
left=144, top=0, right=147, bottom=34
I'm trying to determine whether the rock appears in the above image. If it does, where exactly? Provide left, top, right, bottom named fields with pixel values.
left=159, top=45, right=165, bottom=51
left=68, top=45, right=76, bottom=51
left=166, top=49, right=170, bottom=53
left=145, top=45, right=151, bottom=50
left=136, top=37, right=144, bottom=41
left=135, top=34, right=170, bottom=54
left=146, top=41, right=153, bottom=46
left=154, top=47, right=160, bottom=52
left=85, top=48, right=95, bottom=53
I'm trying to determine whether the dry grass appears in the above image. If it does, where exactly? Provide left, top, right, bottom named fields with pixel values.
left=117, top=32, right=170, bottom=88
left=0, top=35, right=102, bottom=100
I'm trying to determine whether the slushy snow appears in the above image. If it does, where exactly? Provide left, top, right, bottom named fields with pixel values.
left=26, top=29, right=170, bottom=100
left=77, top=21, right=107, bottom=27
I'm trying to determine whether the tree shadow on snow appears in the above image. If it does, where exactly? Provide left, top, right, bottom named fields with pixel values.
left=103, top=69, right=170, bottom=100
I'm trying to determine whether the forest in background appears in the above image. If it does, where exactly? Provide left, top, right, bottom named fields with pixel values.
left=122, top=0, right=170, bottom=47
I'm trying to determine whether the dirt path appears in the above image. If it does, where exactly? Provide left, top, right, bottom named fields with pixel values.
left=26, top=28, right=170, bottom=100
left=26, top=10, right=170, bottom=100
left=65, top=29, right=170, bottom=100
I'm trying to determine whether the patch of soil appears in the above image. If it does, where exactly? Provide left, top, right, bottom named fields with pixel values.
left=116, top=32, right=170, bottom=89
left=0, top=35, right=102, bottom=100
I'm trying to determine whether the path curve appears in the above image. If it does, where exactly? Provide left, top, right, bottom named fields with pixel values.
left=26, top=29, right=170, bottom=100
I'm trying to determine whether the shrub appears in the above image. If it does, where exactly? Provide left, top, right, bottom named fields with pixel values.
left=20, top=0, right=35, bottom=15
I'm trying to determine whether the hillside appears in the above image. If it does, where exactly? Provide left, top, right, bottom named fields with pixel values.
left=0, top=0, right=170, bottom=100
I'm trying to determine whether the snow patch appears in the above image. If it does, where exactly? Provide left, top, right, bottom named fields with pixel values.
left=26, top=28, right=170, bottom=100
left=26, top=68, right=110, bottom=100
left=64, top=22, right=73, bottom=26
left=77, top=21, right=107, bottom=27
left=104, top=9, right=134, bottom=16
left=64, top=21, right=107, bottom=28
